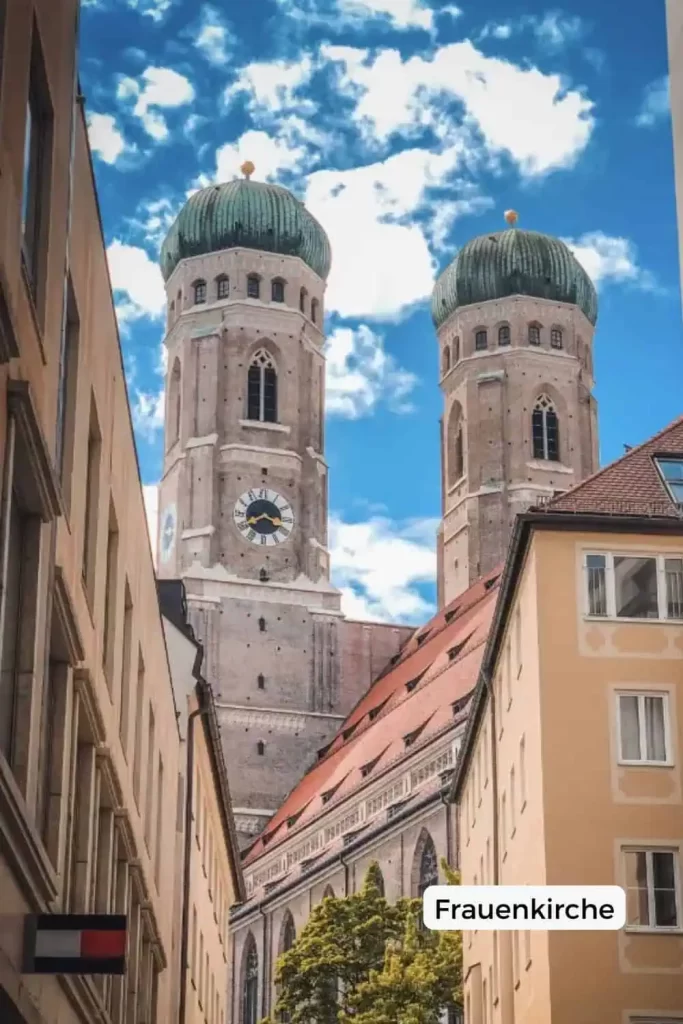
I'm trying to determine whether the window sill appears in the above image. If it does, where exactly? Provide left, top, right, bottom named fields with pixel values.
left=525, top=459, right=573, bottom=475
left=624, top=926, right=683, bottom=935
left=584, top=614, right=683, bottom=626
left=618, top=759, right=674, bottom=769
left=238, top=418, right=291, bottom=435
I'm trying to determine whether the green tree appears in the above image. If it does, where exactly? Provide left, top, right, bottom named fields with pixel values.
left=263, top=860, right=462, bottom=1024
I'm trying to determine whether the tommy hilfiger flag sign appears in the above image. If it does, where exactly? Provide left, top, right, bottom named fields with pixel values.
left=24, top=914, right=127, bottom=975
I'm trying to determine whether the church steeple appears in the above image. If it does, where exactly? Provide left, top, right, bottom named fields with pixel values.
left=435, top=212, right=600, bottom=605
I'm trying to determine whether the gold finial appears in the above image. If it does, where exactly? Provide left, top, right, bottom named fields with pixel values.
left=504, top=209, right=519, bottom=226
left=241, top=160, right=255, bottom=180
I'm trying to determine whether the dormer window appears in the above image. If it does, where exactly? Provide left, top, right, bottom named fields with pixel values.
left=193, top=279, right=206, bottom=304
left=655, top=457, right=683, bottom=504
left=247, top=275, right=260, bottom=299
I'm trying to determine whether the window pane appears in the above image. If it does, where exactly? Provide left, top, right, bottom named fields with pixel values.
left=546, top=410, right=559, bottom=461
left=644, top=696, right=667, bottom=762
left=619, top=695, right=641, bottom=760
left=652, top=852, right=678, bottom=927
left=624, top=851, right=650, bottom=927
left=666, top=558, right=683, bottom=618
left=614, top=556, right=658, bottom=619
left=263, top=367, right=277, bottom=423
left=247, top=366, right=261, bottom=420
left=475, top=330, right=487, bottom=350
left=531, top=409, right=545, bottom=459
left=586, top=554, right=607, bottom=615
left=659, top=459, right=683, bottom=482
left=670, top=481, right=683, bottom=503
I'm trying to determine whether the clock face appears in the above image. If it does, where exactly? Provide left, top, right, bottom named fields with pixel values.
left=160, top=503, right=177, bottom=563
left=233, top=488, right=294, bottom=546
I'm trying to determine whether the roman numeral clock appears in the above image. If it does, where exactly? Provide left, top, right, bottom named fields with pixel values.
left=233, top=488, right=295, bottom=547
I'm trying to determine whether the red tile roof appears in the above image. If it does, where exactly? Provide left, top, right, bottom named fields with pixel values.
left=243, top=568, right=501, bottom=866
left=541, top=416, right=683, bottom=519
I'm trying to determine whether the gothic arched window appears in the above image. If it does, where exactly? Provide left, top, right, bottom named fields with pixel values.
left=413, top=830, right=438, bottom=898
left=257, top=740, right=265, bottom=756
left=193, top=279, right=207, bottom=305
left=281, top=913, right=296, bottom=953
left=447, top=402, right=464, bottom=487
left=168, top=357, right=181, bottom=448
left=247, top=275, right=261, bottom=299
left=299, top=287, right=307, bottom=313
left=242, top=937, right=259, bottom=1024
left=322, top=885, right=335, bottom=900
left=550, top=326, right=563, bottom=349
left=272, top=278, right=285, bottom=303
left=442, top=345, right=451, bottom=375
left=311, top=298, right=319, bottom=324
left=216, top=275, right=229, bottom=300
left=247, top=349, right=278, bottom=423
left=532, top=394, right=559, bottom=462
left=528, top=323, right=541, bottom=346
left=498, top=324, right=510, bottom=346
left=475, top=329, right=488, bottom=351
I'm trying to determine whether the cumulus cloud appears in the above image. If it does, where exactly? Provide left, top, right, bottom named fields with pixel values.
left=479, top=11, right=585, bottom=50
left=329, top=515, right=438, bottom=622
left=199, top=128, right=312, bottom=189
left=87, top=112, right=129, bottom=164
left=323, top=41, right=594, bottom=176
left=275, top=0, right=435, bottom=33
left=325, top=325, right=417, bottom=417
left=304, top=146, right=482, bottom=319
left=117, top=67, right=195, bottom=142
left=195, top=5, right=236, bottom=65
left=133, top=390, right=165, bottom=439
left=564, top=232, right=658, bottom=291
left=106, top=240, right=166, bottom=324
left=126, top=0, right=173, bottom=20
left=636, top=76, right=670, bottom=127
left=226, top=55, right=316, bottom=116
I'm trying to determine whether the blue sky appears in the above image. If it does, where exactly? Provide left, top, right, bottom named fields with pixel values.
left=79, top=0, right=680, bottom=624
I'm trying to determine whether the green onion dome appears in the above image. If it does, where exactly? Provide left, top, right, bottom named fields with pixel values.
left=431, top=211, right=598, bottom=329
left=160, top=163, right=331, bottom=282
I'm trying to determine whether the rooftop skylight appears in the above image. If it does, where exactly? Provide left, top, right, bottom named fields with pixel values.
left=655, top=456, right=683, bottom=504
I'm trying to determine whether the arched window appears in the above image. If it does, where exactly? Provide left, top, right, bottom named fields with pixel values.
left=257, top=673, right=265, bottom=689
left=272, top=279, right=285, bottom=303
left=247, top=349, right=278, bottom=423
left=550, top=326, right=563, bottom=349
left=281, top=912, right=296, bottom=953
left=453, top=336, right=460, bottom=363
left=299, top=287, right=307, bottom=313
left=498, top=324, right=510, bottom=346
left=193, top=279, right=207, bottom=305
left=322, top=885, right=335, bottom=900
left=532, top=394, right=559, bottom=461
left=412, top=829, right=439, bottom=898
left=447, top=402, right=464, bottom=487
left=247, top=275, right=260, bottom=299
left=167, top=357, right=181, bottom=447
left=528, top=323, right=541, bottom=346
left=475, top=329, right=487, bottom=351
left=311, top=298, right=319, bottom=324
left=216, top=275, right=229, bottom=300
left=257, top=740, right=265, bottom=756
left=258, top=616, right=266, bottom=632
left=442, top=345, right=451, bottom=375
left=242, top=936, right=259, bottom=1024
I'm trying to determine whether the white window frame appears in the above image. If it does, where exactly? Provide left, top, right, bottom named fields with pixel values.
left=616, top=691, right=672, bottom=767
left=582, top=550, right=683, bottom=622
left=622, top=846, right=681, bottom=933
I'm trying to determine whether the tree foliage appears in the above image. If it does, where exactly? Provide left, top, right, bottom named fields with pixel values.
left=262, top=860, right=462, bottom=1024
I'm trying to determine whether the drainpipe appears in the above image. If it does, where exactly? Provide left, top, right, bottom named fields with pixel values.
left=483, top=669, right=499, bottom=884
left=178, top=705, right=210, bottom=1024
left=339, top=852, right=349, bottom=896
left=259, top=904, right=268, bottom=1018
left=441, top=792, right=454, bottom=868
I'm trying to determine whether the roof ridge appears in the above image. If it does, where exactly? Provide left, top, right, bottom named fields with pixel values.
left=545, top=414, right=683, bottom=510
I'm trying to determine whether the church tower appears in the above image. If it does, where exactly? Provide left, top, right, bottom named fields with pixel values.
left=156, top=163, right=347, bottom=844
left=434, top=211, right=600, bottom=605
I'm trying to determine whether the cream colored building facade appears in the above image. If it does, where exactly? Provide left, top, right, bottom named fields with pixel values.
left=0, top=3, right=240, bottom=1022
left=451, top=425, right=683, bottom=1024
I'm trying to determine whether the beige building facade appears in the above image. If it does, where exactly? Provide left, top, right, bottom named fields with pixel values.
left=0, top=3, right=241, bottom=1023
left=451, top=422, right=683, bottom=1024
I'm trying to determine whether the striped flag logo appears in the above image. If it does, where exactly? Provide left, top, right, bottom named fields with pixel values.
left=24, top=914, right=127, bottom=975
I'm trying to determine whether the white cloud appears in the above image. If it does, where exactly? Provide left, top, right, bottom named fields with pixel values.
left=131, top=196, right=177, bottom=249
left=323, top=41, right=594, bottom=176
left=143, top=484, right=159, bottom=566
left=329, top=515, right=438, bottom=623
left=337, top=0, right=433, bottom=31
left=564, top=232, right=658, bottom=291
left=479, top=12, right=585, bottom=50
left=440, top=4, right=462, bottom=19
left=325, top=325, right=417, bottom=418
left=107, top=240, right=166, bottom=323
left=126, top=0, right=172, bottom=20
left=87, top=112, right=128, bottom=164
left=206, top=128, right=309, bottom=186
left=117, top=67, right=195, bottom=142
left=133, top=389, right=165, bottom=439
left=226, top=55, right=315, bottom=115
left=636, top=76, right=670, bottom=127
left=195, top=5, right=235, bottom=65
left=304, top=146, right=483, bottom=319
